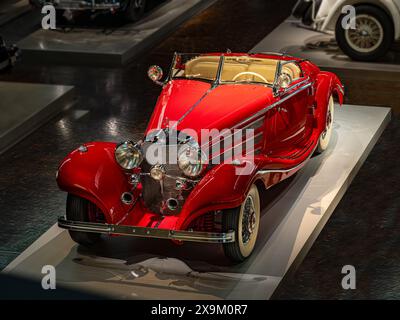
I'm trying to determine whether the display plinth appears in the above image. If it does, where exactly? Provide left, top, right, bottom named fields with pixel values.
left=17, top=0, right=216, bottom=66
left=0, top=0, right=30, bottom=27
left=0, top=82, right=74, bottom=154
left=251, top=17, right=400, bottom=74
left=3, top=105, right=391, bottom=299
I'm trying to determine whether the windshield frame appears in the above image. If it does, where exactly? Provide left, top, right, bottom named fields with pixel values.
left=168, top=53, right=287, bottom=87
left=168, top=53, right=224, bottom=85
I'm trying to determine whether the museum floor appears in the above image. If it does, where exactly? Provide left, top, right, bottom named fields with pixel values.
left=0, top=0, right=400, bottom=299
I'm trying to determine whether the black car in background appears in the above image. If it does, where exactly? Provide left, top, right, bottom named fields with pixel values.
left=29, top=0, right=147, bottom=22
left=0, top=37, right=19, bottom=72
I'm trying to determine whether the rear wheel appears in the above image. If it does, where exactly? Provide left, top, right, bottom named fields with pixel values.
left=66, top=194, right=102, bottom=246
left=124, top=0, right=146, bottom=22
left=222, top=184, right=260, bottom=262
left=335, top=5, right=394, bottom=61
left=316, top=95, right=334, bottom=154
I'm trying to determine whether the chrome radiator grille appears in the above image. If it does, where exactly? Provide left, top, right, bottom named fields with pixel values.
left=140, top=142, right=189, bottom=215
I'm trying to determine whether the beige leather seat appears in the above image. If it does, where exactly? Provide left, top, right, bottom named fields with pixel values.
left=220, top=63, right=248, bottom=82
left=247, top=61, right=278, bottom=83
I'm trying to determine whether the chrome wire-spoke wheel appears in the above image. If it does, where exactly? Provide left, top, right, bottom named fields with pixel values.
left=345, top=14, right=384, bottom=53
left=241, top=196, right=257, bottom=245
left=223, top=184, right=260, bottom=262
left=237, top=186, right=260, bottom=258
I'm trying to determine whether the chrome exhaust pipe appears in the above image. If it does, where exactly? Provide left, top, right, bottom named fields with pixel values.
left=166, top=198, right=179, bottom=211
left=121, top=192, right=134, bottom=205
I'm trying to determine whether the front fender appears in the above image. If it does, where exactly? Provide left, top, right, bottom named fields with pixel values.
left=177, top=161, right=258, bottom=229
left=56, top=142, right=132, bottom=224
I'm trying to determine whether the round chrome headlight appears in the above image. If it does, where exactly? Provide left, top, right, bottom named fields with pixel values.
left=115, top=141, right=143, bottom=170
left=178, top=141, right=206, bottom=178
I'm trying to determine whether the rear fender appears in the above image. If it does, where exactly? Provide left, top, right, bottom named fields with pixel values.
left=56, top=142, right=132, bottom=224
left=315, top=71, right=344, bottom=132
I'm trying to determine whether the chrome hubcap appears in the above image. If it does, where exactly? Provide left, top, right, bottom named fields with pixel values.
left=345, top=14, right=383, bottom=53
left=327, top=108, right=332, bottom=128
left=242, top=196, right=256, bottom=245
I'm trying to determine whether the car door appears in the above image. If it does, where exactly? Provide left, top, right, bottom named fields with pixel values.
left=264, top=61, right=312, bottom=156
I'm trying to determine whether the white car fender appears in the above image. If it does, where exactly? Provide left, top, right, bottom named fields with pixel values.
left=319, top=0, right=400, bottom=40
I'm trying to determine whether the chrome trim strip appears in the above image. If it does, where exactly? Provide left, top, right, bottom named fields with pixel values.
left=281, top=126, right=305, bottom=142
left=241, top=116, right=265, bottom=131
left=257, top=158, right=306, bottom=175
left=201, top=116, right=265, bottom=151
left=234, top=114, right=266, bottom=131
left=257, top=133, right=320, bottom=175
left=58, top=217, right=235, bottom=243
left=257, top=51, right=286, bottom=56
left=215, top=55, right=225, bottom=85
left=200, top=80, right=311, bottom=151
left=234, top=81, right=312, bottom=129
left=209, top=131, right=263, bottom=162
left=172, top=55, right=224, bottom=128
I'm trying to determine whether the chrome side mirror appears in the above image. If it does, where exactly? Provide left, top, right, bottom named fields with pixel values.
left=148, top=65, right=164, bottom=86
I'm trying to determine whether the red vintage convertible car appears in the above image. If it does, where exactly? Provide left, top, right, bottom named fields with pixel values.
left=57, top=52, right=344, bottom=261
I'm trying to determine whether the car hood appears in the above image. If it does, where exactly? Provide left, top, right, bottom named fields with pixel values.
left=146, top=79, right=274, bottom=138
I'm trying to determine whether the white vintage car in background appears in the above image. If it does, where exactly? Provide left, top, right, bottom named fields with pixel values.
left=293, top=0, right=400, bottom=61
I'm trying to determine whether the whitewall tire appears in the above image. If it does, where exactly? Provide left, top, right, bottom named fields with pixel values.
left=316, top=95, right=334, bottom=153
left=222, top=184, right=260, bottom=262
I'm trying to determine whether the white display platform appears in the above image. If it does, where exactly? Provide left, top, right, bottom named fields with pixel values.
left=0, top=82, right=74, bottom=154
left=3, top=105, right=391, bottom=299
left=252, top=17, right=400, bottom=73
left=17, top=0, right=216, bottom=66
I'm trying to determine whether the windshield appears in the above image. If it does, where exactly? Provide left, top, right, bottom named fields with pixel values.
left=170, top=53, right=283, bottom=85
left=171, top=53, right=220, bottom=82
left=220, top=56, right=279, bottom=85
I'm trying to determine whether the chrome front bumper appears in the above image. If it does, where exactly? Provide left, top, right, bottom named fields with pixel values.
left=58, top=216, right=235, bottom=243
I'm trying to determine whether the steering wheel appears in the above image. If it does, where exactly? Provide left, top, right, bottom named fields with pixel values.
left=232, top=71, right=268, bottom=83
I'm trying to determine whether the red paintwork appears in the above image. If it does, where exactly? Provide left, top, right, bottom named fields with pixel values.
left=146, top=80, right=275, bottom=134
left=57, top=53, right=344, bottom=233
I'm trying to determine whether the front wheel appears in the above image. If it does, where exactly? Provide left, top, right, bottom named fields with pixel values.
left=335, top=5, right=394, bottom=61
left=222, top=184, right=260, bottom=262
left=66, top=194, right=102, bottom=246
